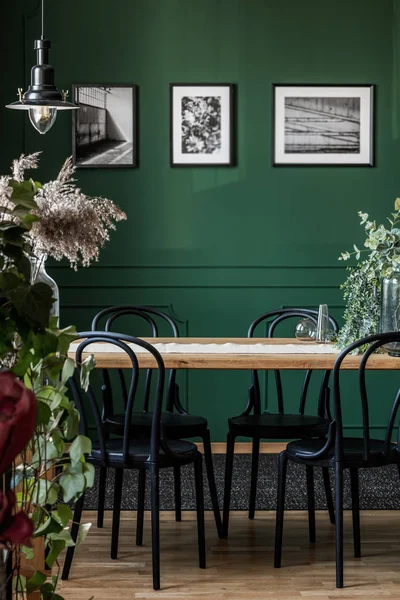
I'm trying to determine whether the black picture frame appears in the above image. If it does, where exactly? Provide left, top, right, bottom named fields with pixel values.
left=169, top=83, right=235, bottom=167
left=72, top=84, right=138, bottom=169
left=272, top=84, right=375, bottom=167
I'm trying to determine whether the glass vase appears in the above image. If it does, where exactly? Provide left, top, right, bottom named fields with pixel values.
left=30, top=254, right=60, bottom=325
left=380, top=272, right=400, bottom=356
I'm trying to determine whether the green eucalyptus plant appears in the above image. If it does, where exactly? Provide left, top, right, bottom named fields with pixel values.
left=336, top=200, right=400, bottom=351
left=0, top=156, right=95, bottom=599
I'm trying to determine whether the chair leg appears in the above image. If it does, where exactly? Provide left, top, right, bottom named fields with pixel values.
left=111, top=469, right=124, bottom=560
left=6, top=548, right=13, bottom=600
left=202, top=429, right=223, bottom=538
left=249, top=437, right=260, bottom=520
left=194, top=456, right=206, bottom=569
left=150, top=463, right=161, bottom=591
left=306, top=466, right=316, bottom=543
left=136, top=468, right=146, bottom=546
left=173, top=465, right=182, bottom=522
left=222, top=431, right=236, bottom=538
left=335, top=462, right=344, bottom=589
left=61, top=492, right=85, bottom=580
left=97, top=467, right=107, bottom=528
left=274, top=450, right=288, bottom=568
left=322, top=467, right=335, bottom=525
left=350, top=468, right=361, bottom=558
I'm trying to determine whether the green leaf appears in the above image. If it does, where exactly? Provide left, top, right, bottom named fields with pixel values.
left=59, top=466, right=85, bottom=503
left=0, top=271, right=22, bottom=290
left=0, top=220, right=22, bottom=231
left=21, top=544, right=35, bottom=560
left=62, top=356, right=75, bottom=384
left=69, top=434, right=92, bottom=464
left=15, top=252, right=31, bottom=279
left=13, top=574, right=26, bottom=593
left=77, top=522, right=92, bottom=546
left=26, top=570, right=47, bottom=595
left=36, top=401, right=51, bottom=426
left=47, top=527, right=74, bottom=547
left=56, top=324, right=78, bottom=355
left=36, top=385, right=57, bottom=401
left=80, top=353, right=96, bottom=391
left=82, top=462, right=95, bottom=488
left=52, top=503, right=73, bottom=527
left=2, top=241, right=24, bottom=261
left=45, top=539, right=65, bottom=568
left=48, top=316, right=59, bottom=329
left=33, top=516, right=63, bottom=537
left=32, top=330, right=59, bottom=358
left=10, top=281, right=53, bottom=328
left=64, top=408, right=80, bottom=440
left=34, top=479, right=60, bottom=505
left=49, top=390, right=64, bottom=410
left=32, top=436, right=65, bottom=466
left=40, top=582, right=64, bottom=600
left=3, top=225, right=27, bottom=246
left=10, top=179, right=38, bottom=210
left=12, top=346, right=34, bottom=377
left=42, top=353, right=65, bottom=384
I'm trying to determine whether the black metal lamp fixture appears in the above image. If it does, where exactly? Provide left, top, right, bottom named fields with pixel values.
left=6, top=0, right=78, bottom=134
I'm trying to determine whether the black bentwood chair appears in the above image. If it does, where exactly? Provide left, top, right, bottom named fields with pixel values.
left=91, top=305, right=222, bottom=537
left=222, top=308, right=339, bottom=538
left=274, top=332, right=400, bottom=589
left=61, top=332, right=206, bottom=591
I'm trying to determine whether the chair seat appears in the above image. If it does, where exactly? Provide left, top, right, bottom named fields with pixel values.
left=287, top=437, right=397, bottom=464
left=90, top=437, right=198, bottom=467
left=228, top=412, right=328, bottom=439
left=106, top=411, right=208, bottom=439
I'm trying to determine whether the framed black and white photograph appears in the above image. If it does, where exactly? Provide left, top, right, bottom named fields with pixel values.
left=72, top=84, right=138, bottom=168
left=273, top=84, right=374, bottom=166
left=170, top=83, right=235, bottom=166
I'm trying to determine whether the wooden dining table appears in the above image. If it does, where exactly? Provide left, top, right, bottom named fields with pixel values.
left=68, top=337, right=400, bottom=370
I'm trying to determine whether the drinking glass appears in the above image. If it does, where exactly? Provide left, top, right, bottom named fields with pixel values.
left=316, top=304, right=330, bottom=342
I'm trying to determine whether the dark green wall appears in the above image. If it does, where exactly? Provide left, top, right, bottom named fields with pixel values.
left=2, top=0, right=400, bottom=440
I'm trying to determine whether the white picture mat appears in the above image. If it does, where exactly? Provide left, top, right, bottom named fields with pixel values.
left=274, top=86, right=373, bottom=164
left=172, top=85, right=231, bottom=164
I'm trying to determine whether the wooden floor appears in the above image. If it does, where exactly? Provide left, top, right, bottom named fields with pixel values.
left=59, top=510, right=400, bottom=599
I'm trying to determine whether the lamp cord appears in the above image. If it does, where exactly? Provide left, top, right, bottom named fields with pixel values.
left=41, top=0, right=44, bottom=39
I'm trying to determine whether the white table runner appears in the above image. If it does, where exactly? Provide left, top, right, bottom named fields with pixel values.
left=70, top=342, right=339, bottom=355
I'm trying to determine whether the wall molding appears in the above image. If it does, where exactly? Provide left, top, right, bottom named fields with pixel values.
left=52, top=265, right=346, bottom=292
left=59, top=284, right=343, bottom=290
left=51, top=264, right=347, bottom=270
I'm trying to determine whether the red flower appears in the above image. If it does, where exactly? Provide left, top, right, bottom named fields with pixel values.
left=0, top=371, right=37, bottom=474
left=0, top=491, right=33, bottom=548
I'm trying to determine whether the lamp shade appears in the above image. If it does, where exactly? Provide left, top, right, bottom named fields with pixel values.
left=6, top=39, right=78, bottom=133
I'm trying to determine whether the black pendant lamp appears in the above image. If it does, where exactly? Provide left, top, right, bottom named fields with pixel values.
left=6, top=0, right=78, bottom=134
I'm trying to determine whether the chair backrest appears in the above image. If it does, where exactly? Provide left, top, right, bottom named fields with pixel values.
left=92, top=305, right=179, bottom=336
left=70, top=331, right=166, bottom=465
left=332, top=332, right=400, bottom=463
left=91, top=305, right=180, bottom=412
left=247, top=308, right=339, bottom=416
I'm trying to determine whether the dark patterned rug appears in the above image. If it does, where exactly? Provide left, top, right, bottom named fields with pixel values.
left=82, top=454, right=400, bottom=511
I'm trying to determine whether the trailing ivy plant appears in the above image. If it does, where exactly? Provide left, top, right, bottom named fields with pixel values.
left=0, top=157, right=95, bottom=599
left=336, top=200, right=400, bottom=351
